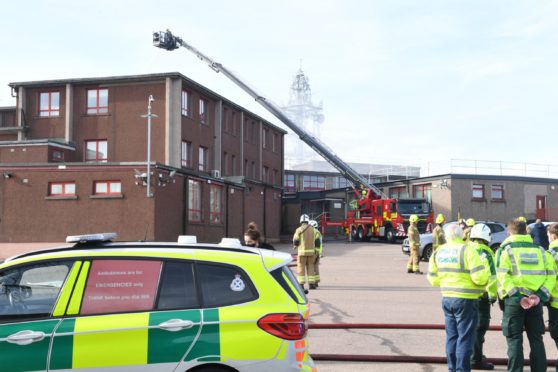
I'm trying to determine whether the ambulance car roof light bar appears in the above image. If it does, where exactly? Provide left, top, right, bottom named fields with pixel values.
left=152, top=29, right=386, bottom=199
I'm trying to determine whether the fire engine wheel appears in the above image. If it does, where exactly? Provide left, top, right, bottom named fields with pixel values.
left=357, top=227, right=369, bottom=242
left=422, top=244, right=433, bottom=261
left=350, top=227, right=359, bottom=241
left=385, top=227, right=396, bottom=244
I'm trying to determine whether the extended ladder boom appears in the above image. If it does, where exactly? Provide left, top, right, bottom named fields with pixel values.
left=153, top=30, right=386, bottom=199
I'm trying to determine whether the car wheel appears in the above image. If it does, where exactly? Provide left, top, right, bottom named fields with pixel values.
left=385, top=227, right=396, bottom=244
left=188, top=364, right=238, bottom=372
left=422, top=244, right=433, bottom=261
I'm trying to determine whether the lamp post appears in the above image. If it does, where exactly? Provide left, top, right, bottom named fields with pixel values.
left=141, top=95, right=158, bottom=197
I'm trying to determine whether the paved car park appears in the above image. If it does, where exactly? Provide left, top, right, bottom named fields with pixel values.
left=276, top=240, right=558, bottom=371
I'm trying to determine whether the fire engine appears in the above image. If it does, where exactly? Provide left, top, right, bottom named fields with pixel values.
left=153, top=30, right=434, bottom=242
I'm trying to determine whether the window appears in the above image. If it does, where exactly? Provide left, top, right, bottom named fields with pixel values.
left=487, top=223, right=505, bottom=234
left=262, top=166, right=269, bottom=183
left=263, top=128, right=268, bottom=148
left=181, top=141, right=192, bottom=168
left=0, top=261, right=73, bottom=321
left=284, top=174, right=296, bottom=192
left=210, top=185, right=223, bottom=224
left=94, top=181, right=121, bottom=195
left=472, top=184, right=485, bottom=200
left=80, top=260, right=162, bottom=315
left=52, top=150, right=64, bottom=162
left=302, top=175, right=325, bottom=191
left=157, top=262, right=198, bottom=310
left=181, top=90, right=189, bottom=116
left=197, top=264, right=257, bottom=308
left=85, top=140, right=108, bottom=162
left=87, top=88, right=108, bottom=115
left=413, top=184, right=432, bottom=202
left=49, top=182, right=76, bottom=197
left=198, top=146, right=207, bottom=171
left=272, top=133, right=278, bottom=152
left=332, top=177, right=350, bottom=189
left=491, top=184, right=504, bottom=201
left=389, top=186, right=409, bottom=199
left=188, top=179, right=201, bottom=222
left=199, top=98, right=207, bottom=123
left=39, top=92, right=60, bottom=117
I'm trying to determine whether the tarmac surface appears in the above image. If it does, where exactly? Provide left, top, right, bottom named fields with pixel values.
left=275, top=240, right=558, bottom=372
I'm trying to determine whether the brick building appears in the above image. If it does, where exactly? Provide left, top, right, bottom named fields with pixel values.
left=0, top=73, right=285, bottom=242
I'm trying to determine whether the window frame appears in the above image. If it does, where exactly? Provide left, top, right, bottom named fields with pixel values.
left=196, top=262, right=258, bottom=308
left=199, top=98, right=207, bottom=124
left=302, top=175, right=325, bottom=191
left=188, top=179, right=202, bottom=222
left=198, top=146, right=207, bottom=172
left=472, top=183, right=485, bottom=200
left=181, top=140, right=192, bottom=168
left=491, top=184, right=504, bottom=201
left=209, top=184, right=223, bottom=225
left=85, top=139, right=108, bottom=163
left=52, top=150, right=64, bottom=162
left=413, top=183, right=432, bottom=202
left=181, top=90, right=190, bottom=117
left=86, top=88, right=109, bottom=115
left=284, top=174, right=296, bottom=193
left=93, top=180, right=122, bottom=196
left=39, top=91, right=60, bottom=117
left=49, top=181, right=76, bottom=197
left=389, top=186, right=409, bottom=199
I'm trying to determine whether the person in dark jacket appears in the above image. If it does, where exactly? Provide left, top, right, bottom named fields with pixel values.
left=530, top=219, right=550, bottom=249
left=244, top=222, right=275, bottom=250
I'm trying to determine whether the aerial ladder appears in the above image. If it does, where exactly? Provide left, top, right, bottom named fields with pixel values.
left=152, top=30, right=432, bottom=242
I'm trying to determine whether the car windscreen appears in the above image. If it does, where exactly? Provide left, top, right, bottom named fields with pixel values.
left=397, top=200, right=429, bottom=214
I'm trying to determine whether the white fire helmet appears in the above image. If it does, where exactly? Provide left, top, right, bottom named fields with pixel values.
left=470, top=223, right=492, bottom=244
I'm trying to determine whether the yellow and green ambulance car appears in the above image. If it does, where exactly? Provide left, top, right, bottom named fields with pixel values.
left=0, top=233, right=316, bottom=372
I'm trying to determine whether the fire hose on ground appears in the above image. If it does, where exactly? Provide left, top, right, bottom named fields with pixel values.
left=308, top=323, right=557, bottom=366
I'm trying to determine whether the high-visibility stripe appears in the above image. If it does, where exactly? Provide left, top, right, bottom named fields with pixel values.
left=470, top=265, right=485, bottom=274
left=53, top=261, right=82, bottom=317
left=67, top=261, right=90, bottom=315
left=497, top=268, right=508, bottom=273
left=428, top=272, right=438, bottom=277
left=73, top=313, right=149, bottom=368
left=441, top=287, right=484, bottom=294
left=438, top=268, right=469, bottom=274
left=519, top=270, right=548, bottom=275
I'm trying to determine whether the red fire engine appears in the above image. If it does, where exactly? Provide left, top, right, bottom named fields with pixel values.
left=153, top=30, right=433, bottom=241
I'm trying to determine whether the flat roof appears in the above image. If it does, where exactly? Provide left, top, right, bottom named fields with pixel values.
left=9, top=72, right=287, bottom=135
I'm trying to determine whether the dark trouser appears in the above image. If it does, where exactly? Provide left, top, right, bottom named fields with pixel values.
left=471, top=297, right=491, bottom=364
left=548, top=305, right=558, bottom=372
left=502, top=297, right=546, bottom=372
left=442, top=297, right=479, bottom=372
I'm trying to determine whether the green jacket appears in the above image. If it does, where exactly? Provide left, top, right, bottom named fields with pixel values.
left=469, top=241, right=497, bottom=300
left=428, top=238, right=490, bottom=299
left=496, top=234, right=556, bottom=301
left=548, top=240, right=558, bottom=308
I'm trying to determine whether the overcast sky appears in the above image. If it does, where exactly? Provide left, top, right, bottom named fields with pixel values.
left=1, top=0, right=557, bottom=168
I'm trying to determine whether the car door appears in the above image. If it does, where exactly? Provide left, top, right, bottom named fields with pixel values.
left=0, top=260, right=75, bottom=372
left=49, top=258, right=202, bottom=371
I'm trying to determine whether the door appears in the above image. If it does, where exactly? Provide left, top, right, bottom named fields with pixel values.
left=50, top=259, right=202, bottom=371
left=536, top=195, right=547, bottom=220
left=0, top=261, right=74, bottom=372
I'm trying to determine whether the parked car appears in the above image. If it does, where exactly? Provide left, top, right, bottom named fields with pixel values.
left=402, top=221, right=508, bottom=261
left=0, top=233, right=315, bottom=372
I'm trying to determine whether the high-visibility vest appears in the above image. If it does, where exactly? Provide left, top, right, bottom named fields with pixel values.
left=427, top=238, right=489, bottom=299
left=469, top=241, right=497, bottom=300
left=496, top=234, right=556, bottom=300
left=314, top=229, right=323, bottom=256
left=547, top=240, right=558, bottom=308
left=293, top=224, right=316, bottom=256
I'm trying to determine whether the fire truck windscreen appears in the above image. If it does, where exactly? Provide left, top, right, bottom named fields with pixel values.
left=397, top=200, right=430, bottom=215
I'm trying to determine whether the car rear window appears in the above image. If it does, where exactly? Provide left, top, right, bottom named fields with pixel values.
left=157, top=261, right=199, bottom=310
left=197, top=263, right=257, bottom=308
left=270, top=266, right=307, bottom=305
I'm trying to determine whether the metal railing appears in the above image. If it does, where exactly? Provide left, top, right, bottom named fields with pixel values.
left=422, top=159, right=558, bottom=179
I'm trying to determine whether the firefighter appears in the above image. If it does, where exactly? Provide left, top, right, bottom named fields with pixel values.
left=406, top=214, right=422, bottom=274
left=468, top=224, right=497, bottom=370
left=293, top=214, right=319, bottom=290
left=497, top=218, right=555, bottom=372
left=463, top=218, right=476, bottom=241
left=428, top=223, right=490, bottom=372
left=432, top=213, right=446, bottom=251
left=309, top=220, right=323, bottom=288
left=546, top=223, right=558, bottom=372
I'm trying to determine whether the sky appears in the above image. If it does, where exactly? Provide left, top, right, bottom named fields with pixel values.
left=1, top=0, right=557, bottom=169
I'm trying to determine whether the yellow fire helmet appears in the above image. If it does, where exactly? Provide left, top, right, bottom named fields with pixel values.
left=517, top=216, right=527, bottom=223
left=436, top=214, right=445, bottom=224
left=466, top=218, right=476, bottom=227
left=409, top=214, right=419, bottom=223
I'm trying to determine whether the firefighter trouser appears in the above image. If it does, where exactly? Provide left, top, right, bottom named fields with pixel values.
left=502, top=297, right=546, bottom=372
left=314, top=255, right=320, bottom=283
left=407, top=245, right=420, bottom=272
left=471, top=297, right=491, bottom=364
left=297, top=254, right=316, bottom=285
left=548, top=305, right=558, bottom=372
